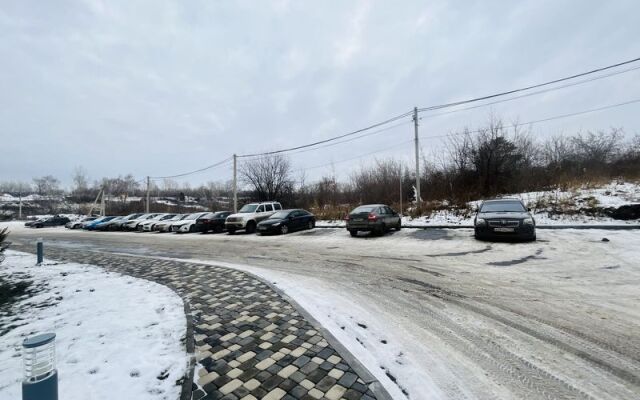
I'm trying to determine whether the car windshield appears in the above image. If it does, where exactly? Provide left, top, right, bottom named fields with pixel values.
left=351, top=206, right=376, bottom=213
left=168, top=215, right=183, bottom=221
left=269, top=211, right=291, bottom=219
left=480, top=201, right=526, bottom=212
left=239, top=204, right=259, bottom=213
left=184, top=213, right=201, bottom=220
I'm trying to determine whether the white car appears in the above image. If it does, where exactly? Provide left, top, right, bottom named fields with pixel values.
left=140, top=214, right=176, bottom=232
left=154, top=214, right=187, bottom=232
left=122, top=213, right=159, bottom=231
left=170, top=212, right=209, bottom=233
left=225, top=202, right=282, bottom=234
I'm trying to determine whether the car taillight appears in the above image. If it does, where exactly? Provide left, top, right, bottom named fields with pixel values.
left=368, top=213, right=378, bottom=221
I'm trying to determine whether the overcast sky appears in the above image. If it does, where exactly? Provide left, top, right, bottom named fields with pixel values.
left=1, top=0, right=639, bottom=188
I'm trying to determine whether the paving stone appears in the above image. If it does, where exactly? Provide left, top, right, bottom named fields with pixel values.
left=14, top=244, right=382, bottom=400
left=325, top=385, right=348, bottom=400
left=328, top=368, right=344, bottom=380
left=263, top=387, right=287, bottom=400
left=219, top=379, right=243, bottom=395
left=338, top=372, right=358, bottom=388
left=315, top=376, right=338, bottom=392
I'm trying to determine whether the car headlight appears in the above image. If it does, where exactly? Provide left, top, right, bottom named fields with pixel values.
left=523, top=217, right=534, bottom=225
left=272, top=222, right=281, bottom=226
left=475, top=218, right=486, bottom=226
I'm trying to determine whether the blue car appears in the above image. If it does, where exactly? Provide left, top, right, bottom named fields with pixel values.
left=83, top=216, right=117, bottom=231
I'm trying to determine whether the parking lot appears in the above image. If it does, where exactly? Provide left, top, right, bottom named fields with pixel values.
left=5, top=222, right=640, bottom=400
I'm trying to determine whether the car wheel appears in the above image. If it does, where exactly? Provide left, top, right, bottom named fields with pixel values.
left=307, top=220, right=314, bottom=230
left=246, top=221, right=256, bottom=234
left=349, top=230, right=358, bottom=237
left=189, top=225, right=195, bottom=233
left=214, top=225, right=223, bottom=234
left=280, top=224, right=289, bottom=235
left=228, top=229, right=235, bottom=235
left=396, top=223, right=402, bottom=231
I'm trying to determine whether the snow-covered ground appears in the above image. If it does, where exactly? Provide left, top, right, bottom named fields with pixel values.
left=319, top=180, right=640, bottom=227
left=0, top=251, right=188, bottom=400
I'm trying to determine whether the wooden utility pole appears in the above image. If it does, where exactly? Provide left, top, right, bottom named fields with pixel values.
left=145, top=176, right=150, bottom=213
left=413, top=107, right=421, bottom=209
left=233, top=154, right=238, bottom=213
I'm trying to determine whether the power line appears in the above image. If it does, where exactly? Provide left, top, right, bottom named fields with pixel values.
left=293, top=139, right=414, bottom=173
left=148, top=56, right=640, bottom=180
left=149, top=157, right=233, bottom=180
left=241, top=119, right=413, bottom=160
left=238, top=110, right=413, bottom=158
left=418, top=56, right=640, bottom=112
left=422, top=98, right=640, bottom=140
left=419, top=65, right=640, bottom=120
left=293, top=97, right=640, bottom=174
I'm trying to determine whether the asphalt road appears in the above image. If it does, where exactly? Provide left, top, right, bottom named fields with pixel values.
left=6, top=224, right=640, bottom=400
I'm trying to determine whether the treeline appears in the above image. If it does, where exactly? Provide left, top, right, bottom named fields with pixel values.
left=2, top=118, right=639, bottom=218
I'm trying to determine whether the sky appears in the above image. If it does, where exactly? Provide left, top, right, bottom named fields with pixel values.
left=1, top=0, right=639, bottom=188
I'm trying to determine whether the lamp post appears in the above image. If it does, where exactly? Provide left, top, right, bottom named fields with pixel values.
left=22, top=333, right=58, bottom=400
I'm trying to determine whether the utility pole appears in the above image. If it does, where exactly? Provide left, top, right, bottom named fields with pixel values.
left=413, top=106, right=421, bottom=210
left=100, top=187, right=106, bottom=216
left=399, top=164, right=402, bottom=216
left=233, top=154, right=238, bottom=213
left=145, top=176, right=150, bottom=213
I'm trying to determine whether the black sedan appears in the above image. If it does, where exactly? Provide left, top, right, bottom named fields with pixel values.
left=25, top=215, right=70, bottom=228
left=256, top=209, right=315, bottom=235
left=195, top=211, right=233, bottom=233
left=474, top=199, right=536, bottom=241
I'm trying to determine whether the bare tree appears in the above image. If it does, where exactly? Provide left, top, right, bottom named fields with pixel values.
left=72, top=166, right=89, bottom=193
left=32, top=175, right=61, bottom=196
left=239, top=154, right=293, bottom=201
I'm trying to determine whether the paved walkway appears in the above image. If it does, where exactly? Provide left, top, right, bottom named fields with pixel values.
left=12, top=243, right=383, bottom=400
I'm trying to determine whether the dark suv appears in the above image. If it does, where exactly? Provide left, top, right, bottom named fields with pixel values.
left=474, top=199, right=536, bottom=241
left=345, top=204, right=401, bottom=237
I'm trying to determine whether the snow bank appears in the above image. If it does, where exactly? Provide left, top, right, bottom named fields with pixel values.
left=0, top=251, right=188, bottom=400
left=318, top=181, right=640, bottom=227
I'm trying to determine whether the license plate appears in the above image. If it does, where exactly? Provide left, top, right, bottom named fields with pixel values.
left=494, top=227, right=514, bottom=232
left=353, top=218, right=364, bottom=222
left=258, top=226, right=266, bottom=230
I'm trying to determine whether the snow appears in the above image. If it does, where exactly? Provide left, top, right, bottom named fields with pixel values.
left=317, top=180, right=640, bottom=227
left=0, top=251, right=188, bottom=400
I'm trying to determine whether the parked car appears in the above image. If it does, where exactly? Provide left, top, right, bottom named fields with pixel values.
left=92, top=216, right=126, bottom=231
left=26, top=215, right=71, bottom=228
left=154, top=214, right=187, bottom=232
left=225, top=202, right=282, bottom=234
left=83, top=216, right=117, bottom=231
left=140, top=214, right=176, bottom=232
left=257, top=209, right=315, bottom=235
left=345, top=204, right=401, bottom=237
left=474, top=198, right=536, bottom=241
left=65, top=216, right=97, bottom=229
left=103, top=213, right=144, bottom=231
left=170, top=212, right=209, bottom=233
left=195, top=211, right=233, bottom=233
left=122, top=213, right=159, bottom=231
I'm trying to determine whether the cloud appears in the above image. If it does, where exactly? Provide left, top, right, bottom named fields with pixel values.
left=0, top=0, right=639, bottom=186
